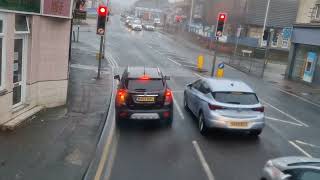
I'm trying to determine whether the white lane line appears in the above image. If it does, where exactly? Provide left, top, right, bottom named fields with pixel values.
left=192, top=141, right=215, bottom=180
left=296, top=140, right=320, bottom=149
left=168, top=57, right=182, bottom=66
left=109, top=54, right=119, bottom=69
left=276, top=88, right=320, bottom=108
left=183, top=64, right=198, bottom=68
left=265, top=116, right=303, bottom=127
left=172, top=94, right=185, bottom=120
left=194, top=73, right=205, bottom=78
left=289, top=141, right=313, bottom=158
left=261, top=99, right=309, bottom=127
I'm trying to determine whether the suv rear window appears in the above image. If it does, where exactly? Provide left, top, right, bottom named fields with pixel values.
left=126, top=79, right=164, bottom=91
left=212, top=92, right=259, bottom=105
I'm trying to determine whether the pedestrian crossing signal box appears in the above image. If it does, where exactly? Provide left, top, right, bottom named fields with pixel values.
left=97, top=5, right=108, bottom=36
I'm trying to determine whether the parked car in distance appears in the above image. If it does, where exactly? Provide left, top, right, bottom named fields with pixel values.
left=114, top=67, right=173, bottom=127
left=261, top=156, right=320, bottom=180
left=184, top=78, right=265, bottom=136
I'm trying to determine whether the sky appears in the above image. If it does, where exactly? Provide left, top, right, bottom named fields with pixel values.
left=111, top=0, right=138, bottom=6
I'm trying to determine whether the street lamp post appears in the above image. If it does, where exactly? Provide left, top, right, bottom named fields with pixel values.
left=189, top=0, right=194, bottom=31
left=261, top=0, right=271, bottom=46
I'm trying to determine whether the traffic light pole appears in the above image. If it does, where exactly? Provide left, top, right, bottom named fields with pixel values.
left=97, top=35, right=104, bottom=79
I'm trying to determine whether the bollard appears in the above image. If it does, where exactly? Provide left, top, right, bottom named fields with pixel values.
left=197, top=55, right=204, bottom=72
left=216, top=63, right=225, bottom=78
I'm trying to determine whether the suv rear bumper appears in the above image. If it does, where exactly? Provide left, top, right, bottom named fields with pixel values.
left=116, top=106, right=173, bottom=121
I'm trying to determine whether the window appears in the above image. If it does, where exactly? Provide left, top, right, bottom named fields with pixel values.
left=192, top=80, right=202, bottom=90
left=126, top=79, right=164, bottom=91
left=300, top=170, right=320, bottom=180
left=198, top=82, right=211, bottom=94
left=212, top=92, right=259, bottom=105
left=15, top=15, right=30, bottom=34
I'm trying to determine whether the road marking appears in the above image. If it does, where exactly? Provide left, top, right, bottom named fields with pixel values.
left=94, top=114, right=116, bottom=180
left=261, top=99, right=309, bottom=127
left=289, top=141, right=313, bottom=158
left=296, top=140, right=320, bottom=149
left=183, top=64, right=198, bottom=68
left=265, top=116, right=303, bottom=127
left=275, top=88, right=320, bottom=108
left=172, top=94, right=185, bottom=120
left=194, top=73, right=205, bottom=78
left=192, top=141, right=215, bottom=180
left=168, top=57, right=182, bottom=66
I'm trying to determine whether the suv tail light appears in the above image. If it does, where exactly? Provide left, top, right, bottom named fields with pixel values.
left=208, top=104, right=225, bottom=110
left=252, top=106, right=264, bottom=112
left=164, top=89, right=173, bottom=105
left=116, top=89, right=127, bottom=107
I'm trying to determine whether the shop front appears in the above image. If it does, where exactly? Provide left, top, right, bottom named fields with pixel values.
left=0, top=0, right=72, bottom=127
left=286, top=24, right=320, bottom=86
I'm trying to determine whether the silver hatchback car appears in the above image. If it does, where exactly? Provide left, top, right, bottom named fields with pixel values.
left=261, top=156, right=320, bottom=180
left=184, top=78, right=265, bottom=136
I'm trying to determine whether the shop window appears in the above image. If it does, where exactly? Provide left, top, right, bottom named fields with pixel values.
left=15, top=15, right=29, bottom=34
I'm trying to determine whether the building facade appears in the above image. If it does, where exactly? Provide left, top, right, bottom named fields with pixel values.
left=286, top=0, right=320, bottom=86
left=0, top=0, right=72, bottom=126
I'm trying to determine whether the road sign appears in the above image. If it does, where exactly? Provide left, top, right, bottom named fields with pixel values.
left=74, top=9, right=87, bottom=20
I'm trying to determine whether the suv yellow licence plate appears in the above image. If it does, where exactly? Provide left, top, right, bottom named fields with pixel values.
left=136, top=96, right=155, bottom=102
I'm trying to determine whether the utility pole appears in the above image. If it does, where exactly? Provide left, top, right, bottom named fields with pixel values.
left=261, top=0, right=271, bottom=46
left=189, top=0, right=194, bottom=31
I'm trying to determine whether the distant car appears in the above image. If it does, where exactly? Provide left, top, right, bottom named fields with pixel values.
left=154, top=18, right=161, bottom=26
left=184, top=78, right=265, bottom=136
left=131, top=19, right=142, bottom=31
left=125, top=16, right=134, bottom=27
left=261, top=156, right=320, bottom=180
left=143, top=23, right=155, bottom=31
left=114, top=67, right=173, bottom=127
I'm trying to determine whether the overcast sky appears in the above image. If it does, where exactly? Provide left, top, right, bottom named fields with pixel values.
left=111, top=0, right=137, bottom=6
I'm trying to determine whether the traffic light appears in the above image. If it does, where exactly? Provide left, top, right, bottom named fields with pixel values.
left=97, top=5, right=108, bottom=35
left=215, top=13, right=227, bottom=37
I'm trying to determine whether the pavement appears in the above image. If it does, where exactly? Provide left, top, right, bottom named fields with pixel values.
left=0, top=21, right=112, bottom=180
left=100, top=15, right=320, bottom=180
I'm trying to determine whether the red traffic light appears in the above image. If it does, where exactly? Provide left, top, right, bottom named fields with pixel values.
left=218, top=13, right=226, bottom=20
left=98, top=5, right=108, bottom=16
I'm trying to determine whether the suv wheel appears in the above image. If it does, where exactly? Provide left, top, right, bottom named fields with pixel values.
left=199, top=113, right=209, bottom=136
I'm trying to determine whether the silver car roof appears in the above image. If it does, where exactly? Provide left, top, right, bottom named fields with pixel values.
left=204, top=78, right=254, bottom=93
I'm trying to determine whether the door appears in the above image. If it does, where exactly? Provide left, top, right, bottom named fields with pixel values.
left=189, top=80, right=202, bottom=115
left=12, top=37, right=26, bottom=107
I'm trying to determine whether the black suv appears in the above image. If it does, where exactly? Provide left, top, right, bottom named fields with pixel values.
left=114, top=67, right=173, bottom=126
